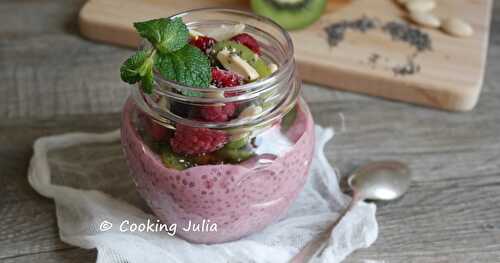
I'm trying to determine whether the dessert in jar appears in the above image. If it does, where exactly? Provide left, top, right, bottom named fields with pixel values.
left=120, top=9, right=315, bottom=243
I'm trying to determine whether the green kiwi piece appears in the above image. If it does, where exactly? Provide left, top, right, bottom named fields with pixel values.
left=281, top=103, right=298, bottom=132
left=213, top=41, right=272, bottom=79
left=216, top=148, right=255, bottom=164
left=225, top=134, right=250, bottom=149
left=160, top=145, right=193, bottom=170
left=251, top=0, right=327, bottom=30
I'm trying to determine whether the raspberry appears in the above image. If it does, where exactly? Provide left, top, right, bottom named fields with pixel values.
left=148, top=120, right=168, bottom=141
left=200, top=103, right=237, bottom=122
left=170, top=124, right=228, bottom=155
left=230, top=33, right=260, bottom=54
left=139, top=113, right=168, bottom=141
left=199, top=68, right=242, bottom=122
left=189, top=36, right=216, bottom=54
left=211, top=67, right=243, bottom=88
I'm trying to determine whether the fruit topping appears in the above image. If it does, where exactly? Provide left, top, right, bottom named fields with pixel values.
left=205, top=85, right=226, bottom=99
left=281, top=103, right=298, bottom=132
left=191, top=153, right=220, bottom=165
left=188, top=29, right=204, bottom=38
left=268, top=63, right=279, bottom=73
left=161, top=145, right=193, bottom=170
left=230, top=33, right=261, bottom=54
left=209, top=24, right=246, bottom=40
left=199, top=68, right=243, bottom=122
left=200, top=103, right=237, bottom=122
left=170, top=124, right=228, bottom=155
left=123, top=18, right=280, bottom=165
left=215, top=147, right=255, bottom=164
left=225, top=134, right=250, bottom=149
left=216, top=48, right=260, bottom=81
left=189, top=35, right=217, bottom=54
left=211, top=67, right=244, bottom=88
left=139, top=112, right=169, bottom=141
left=213, top=41, right=272, bottom=79
left=239, top=104, right=263, bottom=119
left=147, top=120, right=169, bottom=141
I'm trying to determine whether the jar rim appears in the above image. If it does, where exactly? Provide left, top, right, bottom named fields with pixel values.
left=152, top=8, right=295, bottom=96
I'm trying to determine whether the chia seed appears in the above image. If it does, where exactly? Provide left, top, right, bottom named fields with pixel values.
left=368, top=53, right=381, bottom=65
left=392, top=58, right=421, bottom=76
left=324, top=16, right=378, bottom=46
left=382, top=21, right=432, bottom=52
left=325, top=16, right=433, bottom=76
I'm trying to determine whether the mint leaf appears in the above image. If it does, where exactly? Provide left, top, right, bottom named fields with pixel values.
left=141, top=64, right=155, bottom=94
left=121, top=18, right=211, bottom=95
left=120, top=49, right=156, bottom=93
left=155, top=44, right=211, bottom=94
left=134, top=17, right=189, bottom=54
left=120, top=50, right=149, bottom=84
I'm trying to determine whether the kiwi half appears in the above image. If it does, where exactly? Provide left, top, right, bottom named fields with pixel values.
left=251, top=0, right=326, bottom=30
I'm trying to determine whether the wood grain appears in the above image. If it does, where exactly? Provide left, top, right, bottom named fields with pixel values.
left=0, top=0, right=500, bottom=262
left=78, top=0, right=493, bottom=111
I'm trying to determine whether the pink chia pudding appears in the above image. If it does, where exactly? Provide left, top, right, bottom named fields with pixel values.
left=118, top=9, right=315, bottom=243
left=121, top=98, right=314, bottom=243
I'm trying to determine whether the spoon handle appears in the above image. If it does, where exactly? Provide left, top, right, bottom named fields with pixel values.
left=289, top=194, right=362, bottom=263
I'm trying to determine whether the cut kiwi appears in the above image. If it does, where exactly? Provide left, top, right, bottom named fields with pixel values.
left=160, top=145, right=193, bottom=170
left=251, top=0, right=327, bottom=30
left=213, top=41, right=272, bottom=79
left=215, top=147, right=255, bottom=164
left=225, top=134, right=250, bottom=149
left=281, top=103, right=298, bottom=132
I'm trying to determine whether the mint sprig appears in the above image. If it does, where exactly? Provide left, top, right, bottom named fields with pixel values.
left=155, top=45, right=211, bottom=96
left=134, top=17, right=188, bottom=54
left=120, top=17, right=211, bottom=94
left=120, top=49, right=156, bottom=93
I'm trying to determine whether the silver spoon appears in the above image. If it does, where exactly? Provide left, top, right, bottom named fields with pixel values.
left=290, top=161, right=411, bottom=263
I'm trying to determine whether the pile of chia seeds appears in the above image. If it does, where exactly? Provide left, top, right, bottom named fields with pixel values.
left=324, top=16, right=377, bottom=46
left=382, top=21, right=432, bottom=52
left=324, top=16, right=432, bottom=76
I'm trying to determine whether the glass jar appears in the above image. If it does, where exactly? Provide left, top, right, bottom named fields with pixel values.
left=121, top=8, right=315, bottom=244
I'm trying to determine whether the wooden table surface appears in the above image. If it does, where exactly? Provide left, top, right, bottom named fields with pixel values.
left=1, top=1, right=499, bottom=262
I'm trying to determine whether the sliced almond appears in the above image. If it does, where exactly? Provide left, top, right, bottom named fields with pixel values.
left=409, top=12, right=441, bottom=28
left=405, top=0, right=436, bottom=13
left=239, top=105, right=263, bottom=119
left=268, top=63, right=279, bottom=74
left=158, top=96, right=170, bottom=111
left=217, top=49, right=260, bottom=81
left=441, top=18, right=474, bottom=37
left=210, top=24, right=245, bottom=41
left=188, top=29, right=204, bottom=39
left=205, top=85, right=225, bottom=99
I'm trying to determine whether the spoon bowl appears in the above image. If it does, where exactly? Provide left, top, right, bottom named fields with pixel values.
left=348, top=161, right=411, bottom=201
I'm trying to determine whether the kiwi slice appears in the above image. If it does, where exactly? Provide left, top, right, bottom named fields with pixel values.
left=215, top=147, right=255, bottom=164
left=160, top=145, right=193, bottom=170
left=281, top=103, right=298, bottom=132
left=213, top=41, right=272, bottom=79
left=251, top=0, right=327, bottom=30
left=225, top=134, right=250, bottom=149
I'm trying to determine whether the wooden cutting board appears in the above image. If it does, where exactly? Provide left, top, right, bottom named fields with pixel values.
left=79, top=0, right=493, bottom=111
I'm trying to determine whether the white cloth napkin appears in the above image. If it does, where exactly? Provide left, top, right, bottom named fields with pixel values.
left=28, top=125, right=378, bottom=263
